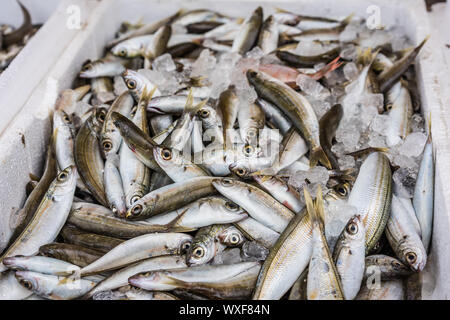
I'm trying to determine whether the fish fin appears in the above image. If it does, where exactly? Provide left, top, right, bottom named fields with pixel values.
left=73, top=85, right=91, bottom=101
left=346, top=147, right=389, bottom=159
left=414, top=35, right=430, bottom=54
left=164, top=208, right=190, bottom=230
left=340, top=13, right=355, bottom=27
left=138, top=86, right=157, bottom=108
left=314, top=185, right=326, bottom=227
left=189, top=76, right=207, bottom=87
left=251, top=167, right=278, bottom=176
left=310, top=56, right=343, bottom=80
left=303, top=186, right=316, bottom=223
left=310, top=146, right=332, bottom=169
left=427, top=113, right=432, bottom=143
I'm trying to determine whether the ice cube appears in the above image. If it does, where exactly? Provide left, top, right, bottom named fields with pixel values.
left=245, top=46, right=264, bottom=60
left=343, top=62, right=359, bottom=81
left=191, top=49, right=217, bottom=78
left=398, top=132, right=427, bottom=158
left=371, top=114, right=389, bottom=134
left=410, top=114, right=425, bottom=133
left=296, top=74, right=330, bottom=99
left=215, top=248, right=243, bottom=265
left=152, top=53, right=176, bottom=73
left=241, top=241, right=269, bottom=262
left=392, top=167, right=417, bottom=198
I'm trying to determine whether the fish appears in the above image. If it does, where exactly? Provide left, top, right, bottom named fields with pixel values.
left=0, top=166, right=77, bottom=272
left=218, top=85, right=240, bottom=147
left=333, top=215, right=366, bottom=300
left=3, top=135, right=57, bottom=253
left=247, top=69, right=331, bottom=169
left=306, top=186, right=344, bottom=300
left=413, top=132, right=434, bottom=253
left=77, top=233, right=192, bottom=276
left=257, top=15, right=279, bottom=55
left=3, top=255, right=80, bottom=276
left=83, top=255, right=187, bottom=299
left=129, top=261, right=261, bottom=299
left=104, top=155, right=127, bottom=217
left=75, top=108, right=108, bottom=206
left=144, top=25, right=172, bottom=60
left=385, top=81, right=413, bottom=146
left=126, top=176, right=217, bottom=220
left=100, top=91, right=134, bottom=158
left=347, top=152, right=392, bottom=253
left=15, top=271, right=97, bottom=300
left=120, top=95, right=152, bottom=208
left=79, top=56, right=128, bottom=78
left=275, top=47, right=340, bottom=68
left=386, top=195, right=427, bottom=272
left=319, top=104, right=343, bottom=169
left=231, top=7, right=263, bottom=54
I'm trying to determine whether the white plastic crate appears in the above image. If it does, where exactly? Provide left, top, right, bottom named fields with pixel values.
left=0, top=0, right=449, bottom=299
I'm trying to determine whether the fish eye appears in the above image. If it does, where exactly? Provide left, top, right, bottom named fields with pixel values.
left=126, top=79, right=137, bottom=89
left=192, top=247, right=204, bottom=258
left=119, top=48, right=127, bottom=56
left=225, top=201, right=239, bottom=211
left=102, top=141, right=113, bottom=152
left=236, top=168, right=246, bottom=177
left=346, top=222, right=358, bottom=235
left=222, top=178, right=234, bottom=186
left=161, top=148, right=172, bottom=160
left=243, top=145, right=254, bottom=156
left=130, top=204, right=143, bottom=216
left=181, top=241, right=191, bottom=253
left=386, top=103, right=393, bottom=111
left=97, top=110, right=107, bottom=122
left=131, top=195, right=141, bottom=204
left=336, top=185, right=347, bottom=196
left=57, top=171, right=68, bottom=182
left=82, top=64, right=92, bottom=72
left=111, top=205, right=117, bottom=213
left=62, top=113, right=71, bottom=123
left=230, top=234, right=241, bottom=245
left=19, top=279, right=33, bottom=290
left=406, top=252, right=417, bottom=264
left=198, top=109, right=210, bottom=119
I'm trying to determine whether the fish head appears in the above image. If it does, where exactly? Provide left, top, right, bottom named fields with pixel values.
left=122, top=69, right=149, bottom=98
left=342, top=214, right=365, bottom=243
left=79, top=61, right=98, bottom=78
left=229, top=162, right=252, bottom=179
left=212, top=178, right=239, bottom=193
left=153, top=146, right=182, bottom=168
left=52, top=165, right=77, bottom=199
left=213, top=197, right=248, bottom=220
left=2, top=255, right=29, bottom=270
left=126, top=199, right=146, bottom=220
left=186, top=241, right=214, bottom=266
left=218, top=226, right=245, bottom=247
left=15, top=271, right=39, bottom=292
left=53, top=110, right=75, bottom=131
left=403, top=246, right=427, bottom=272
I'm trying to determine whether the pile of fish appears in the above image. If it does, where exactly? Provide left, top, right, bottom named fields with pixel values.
left=0, top=6, right=434, bottom=300
left=0, top=1, right=39, bottom=74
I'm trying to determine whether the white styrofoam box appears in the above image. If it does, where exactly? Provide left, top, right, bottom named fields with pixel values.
left=0, top=0, right=449, bottom=298
left=0, top=0, right=94, bottom=136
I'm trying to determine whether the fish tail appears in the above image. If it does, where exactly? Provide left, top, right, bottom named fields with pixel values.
left=73, top=85, right=91, bottom=101
left=314, top=185, right=325, bottom=226
left=303, top=186, right=316, bottom=222
left=310, top=146, right=332, bottom=169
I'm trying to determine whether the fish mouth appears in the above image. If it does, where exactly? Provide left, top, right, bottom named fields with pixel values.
left=2, top=257, right=17, bottom=268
